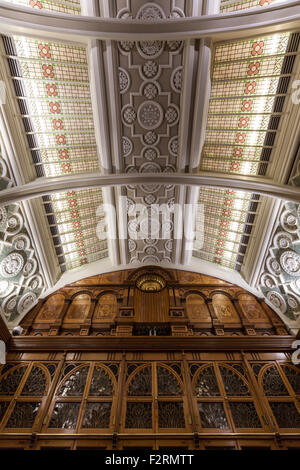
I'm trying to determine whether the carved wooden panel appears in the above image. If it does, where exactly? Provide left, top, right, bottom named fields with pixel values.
left=64, top=294, right=91, bottom=323
left=212, top=294, right=241, bottom=324
left=34, top=294, right=65, bottom=323
left=238, top=294, right=271, bottom=324
left=93, top=294, right=117, bottom=321
left=186, top=294, right=211, bottom=322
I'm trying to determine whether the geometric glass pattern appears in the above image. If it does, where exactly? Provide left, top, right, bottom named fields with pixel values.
left=195, top=366, right=221, bottom=397
left=0, top=366, right=27, bottom=396
left=5, top=0, right=81, bottom=15
left=220, top=0, right=286, bottom=13
left=158, top=402, right=185, bottom=428
left=49, top=402, right=80, bottom=429
left=198, top=402, right=229, bottom=429
left=58, top=366, right=89, bottom=397
left=194, top=189, right=260, bottom=270
left=41, top=190, right=108, bottom=271
left=194, top=31, right=296, bottom=271
left=5, top=402, right=41, bottom=428
left=125, top=403, right=152, bottom=429
left=219, top=366, right=251, bottom=396
left=82, top=403, right=111, bottom=429
left=270, top=402, right=300, bottom=428
left=157, top=367, right=181, bottom=396
left=262, top=366, right=289, bottom=396
left=229, top=402, right=262, bottom=428
left=21, top=366, right=47, bottom=396
left=2, top=35, right=108, bottom=271
left=89, top=367, right=113, bottom=397
left=128, top=367, right=152, bottom=396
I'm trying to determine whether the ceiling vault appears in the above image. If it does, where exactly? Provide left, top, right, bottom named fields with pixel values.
left=0, top=0, right=299, bottom=333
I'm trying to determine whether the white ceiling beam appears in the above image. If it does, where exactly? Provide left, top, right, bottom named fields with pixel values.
left=0, top=1, right=299, bottom=42
left=1, top=172, right=300, bottom=205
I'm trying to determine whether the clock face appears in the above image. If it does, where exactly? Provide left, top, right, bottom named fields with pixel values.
left=136, top=273, right=166, bottom=292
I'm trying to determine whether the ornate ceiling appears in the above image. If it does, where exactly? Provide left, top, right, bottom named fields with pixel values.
left=0, top=0, right=299, bottom=332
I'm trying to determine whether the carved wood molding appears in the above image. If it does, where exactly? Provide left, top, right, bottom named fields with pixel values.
left=7, top=336, right=294, bottom=352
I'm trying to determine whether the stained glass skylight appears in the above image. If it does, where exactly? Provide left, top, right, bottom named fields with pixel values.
left=194, top=31, right=299, bottom=271
left=220, top=0, right=287, bottom=13
left=3, top=35, right=99, bottom=177
left=4, top=0, right=81, bottom=15
left=201, top=32, right=295, bottom=176
left=194, top=189, right=260, bottom=270
left=3, top=34, right=108, bottom=271
left=42, top=189, right=108, bottom=271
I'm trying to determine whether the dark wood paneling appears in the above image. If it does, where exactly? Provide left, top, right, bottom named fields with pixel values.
left=7, top=336, right=294, bottom=352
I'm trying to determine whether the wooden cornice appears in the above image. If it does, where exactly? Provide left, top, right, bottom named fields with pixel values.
left=0, top=315, right=10, bottom=344
left=7, top=336, right=295, bottom=352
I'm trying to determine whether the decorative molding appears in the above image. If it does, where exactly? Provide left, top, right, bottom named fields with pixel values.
left=0, top=1, right=299, bottom=42
left=7, top=335, right=294, bottom=352
left=1, top=172, right=300, bottom=205
left=0, top=153, right=47, bottom=328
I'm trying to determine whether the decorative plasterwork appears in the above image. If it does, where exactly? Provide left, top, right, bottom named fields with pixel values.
left=115, top=1, right=188, bottom=264
left=258, top=152, right=300, bottom=326
left=258, top=201, right=300, bottom=323
left=0, top=152, right=46, bottom=326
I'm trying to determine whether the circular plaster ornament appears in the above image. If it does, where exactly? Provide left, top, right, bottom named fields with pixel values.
left=165, top=104, right=179, bottom=126
left=142, top=61, right=159, bottom=79
left=143, top=82, right=159, bottom=100
left=143, top=146, right=159, bottom=161
left=12, top=234, right=30, bottom=251
left=122, top=136, right=133, bottom=157
left=137, top=101, right=164, bottom=130
left=17, top=292, right=37, bottom=314
left=23, top=258, right=38, bottom=278
left=119, top=67, right=131, bottom=94
left=280, top=250, right=300, bottom=277
left=0, top=252, right=24, bottom=278
left=7, top=213, right=23, bottom=236
left=171, top=66, right=183, bottom=93
left=168, top=136, right=179, bottom=157
left=274, top=232, right=293, bottom=250
left=122, top=105, right=137, bottom=125
left=266, top=291, right=287, bottom=313
left=143, top=131, right=158, bottom=145
left=137, top=40, right=164, bottom=59
left=287, top=294, right=299, bottom=310
left=136, top=3, right=165, bottom=21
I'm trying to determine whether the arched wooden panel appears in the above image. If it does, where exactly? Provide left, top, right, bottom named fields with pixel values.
left=134, top=288, right=169, bottom=323
left=93, top=294, right=117, bottom=321
left=64, top=294, right=91, bottom=323
left=186, top=294, right=211, bottom=322
left=212, top=294, right=240, bottom=324
left=238, top=294, right=271, bottom=325
left=34, top=294, right=65, bottom=323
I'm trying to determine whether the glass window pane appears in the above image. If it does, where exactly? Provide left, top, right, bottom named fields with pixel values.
left=58, top=366, right=89, bottom=397
left=198, top=402, right=229, bottom=429
left=157, top=367, right=181, bottom=396
left=128, top=367, right=152, bottom=396
left=21, top=366, right=47, bottom=396
left=6, top=402, right=40, bottom=428
left=270, top=402, right=300, bottom=428
left=195, top=366, right=220, bottom=397
left=49, top=402, right=80, bottom=429
left=82, top=403, right=111, bottom=429
left=229, top=402, right=262, bottom=428
left=125, top=403, right=152, bottom=429
left=158, top=402, right=185, bottom=428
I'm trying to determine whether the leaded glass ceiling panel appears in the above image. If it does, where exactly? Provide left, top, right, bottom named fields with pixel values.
left=201, top=32, right=292, bottom=176
left=220, top=0, right=287, bottom=13
left=4, top=35, right=99, bottom=177
left=194, top=189, right=259, bottom=270
left=41, top=189, right=108, bottom=271
left=4, top=0, right=81, bottom=15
